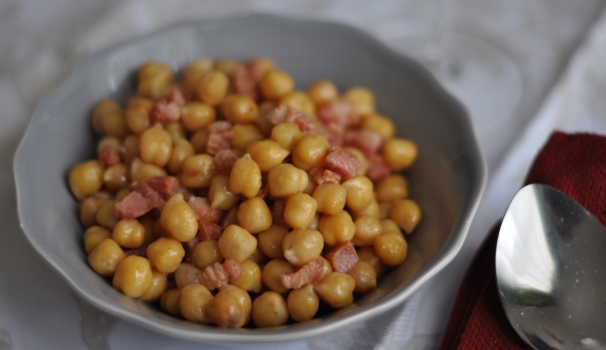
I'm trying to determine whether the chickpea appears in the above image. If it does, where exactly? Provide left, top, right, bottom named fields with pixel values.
left=278, top=91, right=315, bottom=116
left=284, top=192, right=317, bottom=229
left=92, top=100, right=121, bottom=134
left=222, top=206, right=239, bottom=229
left=125, top=97, right=153, bottom=134
left=220, top=284, right=253, bottom=327
left=318, top=210, right=356, bottom=246
left=218, top=225, right=257, bottom=262
left=267, top=163, right=308, bottom=198
left=350, top=198, right=380, bottom=220
left=342, top=176, right=374, bottom=211
left=179, top=283, right=214, bottom=324
left=252, top=291, right=289, bottom=327
left=381, top=138, right=418, bottom=171
left=196, top=71, right=229, bottom=106
left=307, top=80, right=338, bottom=106
left=351, top=215, right=382, bottom=246
left=112, top=219, right=146, bottom=249
left=389, top=199, right=422, bottom=234
left=231, top=123, right=265, bottom=152
left=380, top=219, right=401, bottom=234
left=97, top=136, right=121, bottom=154
left=360, top=113, right=395, bottom=140
left=249, top=245, right=268, bottom=265
left=139, top=216, right=158, bottom=246
left=307, top=212, right=320, bottom=230
left=164, top=121, right=186, bottom=145
left=206, top=291, right=243, bottom=328
left=209, top=175, right=240, bottom=210
left=259, top=70, right=294, bottom=101
left=237, top=197, right=272, bottom=234
left=342, top=87, right=375, bottom=116
left=87, top=238, right=125, bottom=276
left=313, top=183, right=346, bottom=215
left=96, top=199, right=118, bottom=230
left=221, top=95, right=259, bottom=123
left=229, top=153, right=262, bottom=198
left=174, top=262, right=201, bottom=288
left=160, top=193, right=198, bottom=242
left=292, top=134, right=330, bottom=171
left=262, top=259, right=294, bottom=294
left=374, top=230, right=408, bottom=266
left=357, top=246, right=386, bottom=276
left=229, top=259, right=262, bottom=293
left=140, top=270, right=168, bottom=302
left=375, top=175, right=408, bottom=203
left=179, top=154, right=217, bottom=188
left=137, top=62, right=173, bottom=100
left=112, top=255, right=153, bottom=298
left=137, top=61, right=173, bottom=82
left=214, top=58, right=241, bottom=78
left=130, top=157, right=167, bottom=182
left=103, top=163, right=129, bottom=191
left=313, top=272, right=355, bottom=308
left=258, top=225, right=289, bottom=259
left=246, top=57, right=274, bottom=80
left=102, top=110, right=129, bottom=138
left=320, top=256, right=334, bottom=277
left=182, top=58, right=213, bottom=93
left=160, top=288, right=181, bottom=316
left=347, top=260, right=377, bottom=293
left=191, top=239, right=222, bottom=269
left=189, top=129, right=209, bottom=154
left=246, top=140, right=289, bottom=172
left=83, top=226, right=111, bottom=254
left=344, top=147, right=368, bottom=176
left=139, top=124, right=173, bottom=167
left=270, top=122, right=302, bottom=152
left=180, top=102, right=216, bottom=132
left=146, top=237, right=185, bottom=273
left=379, top=201, right=392, bottom=220
left=287, top=284, right=319, bottom=322
left=281, top=228, right=324, bottom=267
left=167, top=139, right=195, bottom=175
left=80, top=197, right=102, bottom=227
left=121, top=135, right=140, bottom=164
left=69, top=160, right=104, bottom=200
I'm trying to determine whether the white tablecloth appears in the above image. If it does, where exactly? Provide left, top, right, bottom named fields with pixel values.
left=1, top=0, right=606, bottom=349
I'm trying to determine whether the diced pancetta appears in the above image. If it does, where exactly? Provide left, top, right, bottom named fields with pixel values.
left=188, top=196, right=222, bottom=224
left=233, top=64, right=258, bottom=100
left=150, top=101, right=180, bottom=123
left=280, top=258, right=324, bottom=289
left=326, top=242, right=359, bottom=273
left=222, top=258, right=242, bottom=280
left=317, top=99, right=358, bottom=127
left=324, top=146, right=360, bottom=181
left=344, top=130, right=383, bottom=157
left=114, top=192, right=154, bottom=219
left=309, top=167, right=342, bottom=185
left=99, top=145, right=121, bottom=166
left=198, top=262, right=229, bottom=290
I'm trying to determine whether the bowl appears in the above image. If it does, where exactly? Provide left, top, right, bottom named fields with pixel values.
left=13, top=13, right=486, bottom=343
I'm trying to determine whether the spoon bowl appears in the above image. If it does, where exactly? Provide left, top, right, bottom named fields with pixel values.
left=496, top=184, right=606, bottom=350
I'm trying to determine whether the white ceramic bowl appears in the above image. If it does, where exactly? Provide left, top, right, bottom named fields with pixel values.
left=14, top=14, right=486, bottom=343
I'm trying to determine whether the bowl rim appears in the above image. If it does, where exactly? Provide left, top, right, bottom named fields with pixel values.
left=13, top=12, right=487, bottom=343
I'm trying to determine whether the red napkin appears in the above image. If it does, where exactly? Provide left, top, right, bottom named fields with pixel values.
left=439, top=132, right=606, bottom=349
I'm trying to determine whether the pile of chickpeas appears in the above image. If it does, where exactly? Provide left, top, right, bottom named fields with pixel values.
left=68, top=57, right=422, bottom=328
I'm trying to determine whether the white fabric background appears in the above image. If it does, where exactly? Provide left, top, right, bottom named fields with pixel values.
left=1, top=1, right=606, bottom=349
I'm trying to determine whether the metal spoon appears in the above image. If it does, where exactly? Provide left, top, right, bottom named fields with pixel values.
left=496, top=184, right=606, bottom=350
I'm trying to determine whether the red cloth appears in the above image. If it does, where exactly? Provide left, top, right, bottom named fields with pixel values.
left=440, top=132, right=606, bottom=349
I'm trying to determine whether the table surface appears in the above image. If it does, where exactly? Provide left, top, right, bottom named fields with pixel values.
left=2, top=0, right=606, bottom=349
